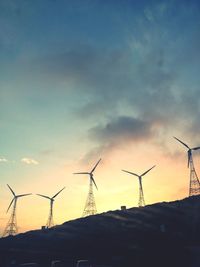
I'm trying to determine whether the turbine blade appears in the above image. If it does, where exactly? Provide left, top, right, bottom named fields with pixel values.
left=17, top=193, right=32, bottom=198
left=121, top=169, right=139, bottom=177
left=73, top=172, right=89, bottom=175
left=6, top=198, right=15, bottom=213
left=36, top=194, right=51, bottom=200
left=52, top=187, right=65, bottom=199
left=141, top=165, right=156, bottom=177
left=91, top=177, right=98, bottom=190
left=91, top=158, right=101, bottom=174
left=192, top=146, right=200, bottom=151
left=7, top=184, right=15, bottom=197
left=173, top=136, right=190, bottom=149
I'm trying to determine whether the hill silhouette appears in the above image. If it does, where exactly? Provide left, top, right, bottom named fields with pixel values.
left=1, top=196, right=200, bottom=267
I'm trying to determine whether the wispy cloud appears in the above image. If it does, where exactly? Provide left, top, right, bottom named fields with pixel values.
left=0, top=158, right=8, bottom=163
left=21, top=158, right=39, bottom=165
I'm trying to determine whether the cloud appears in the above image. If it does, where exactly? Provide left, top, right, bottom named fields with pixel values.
left=81, top=116, right=158, bottom=162
left=0, top=158, right=8, bottom=163
left=1, top=0, right=200, bottom=164
left=21, top=158, right=39, bottom=165
left=25, top=17, right=200, bottom=161
left=144, top=7, right=154, bottom=22
left=90, top=116, right=153, bottom=144
left=24, top=42, right=177, bottom=125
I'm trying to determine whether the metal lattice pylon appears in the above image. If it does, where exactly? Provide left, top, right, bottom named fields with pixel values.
left=138, top=177, right=145, bottom=207
left=189, top=153, right=200, bottom=196
left=36, top=187, right=65, bottom=228
left=2, top=199, right=18, bottom=237
left=174, top=137, right=200, bottom=197
left=2, top=184, right=31, bottom=238
left=122, top=165, right=155, bottom=208
left=46, top=200, right=54, bottom=228
left=82, top=178, right=97, bottom=217
left=74, top=159, right=101, bottom=217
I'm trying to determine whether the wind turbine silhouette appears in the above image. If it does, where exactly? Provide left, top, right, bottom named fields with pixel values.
left=2, top=184, right=32, bottom=237
left=74, top=158, right=101, bottom=217
left=174, top=136, right=200, bottom=196
left=122, top=165, right=155, bottom=207
left=37, top=187, right=65, bottom=228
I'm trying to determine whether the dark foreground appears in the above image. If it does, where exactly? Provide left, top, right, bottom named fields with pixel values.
left=1, top=196, right=200, bottom=267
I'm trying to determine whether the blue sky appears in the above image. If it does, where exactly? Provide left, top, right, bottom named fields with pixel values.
left=1, top=0, right=200, bottom=231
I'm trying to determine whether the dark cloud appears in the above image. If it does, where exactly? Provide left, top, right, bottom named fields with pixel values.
left=90, top=116, right=153, bottom=144
left=4, top=0, right=200, bottom=161
left=24, top=31, right=200, bottom=161
left=26, top=42, right=176, bottom=123
left=81, top=115, right=159, bottom=161
left=27, top=44, right=131, bottom=89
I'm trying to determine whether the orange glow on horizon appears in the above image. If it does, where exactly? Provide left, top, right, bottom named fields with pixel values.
left=0, top=141, right=198, bottom=234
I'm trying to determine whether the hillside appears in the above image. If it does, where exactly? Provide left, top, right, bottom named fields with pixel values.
left=1, top=196, right=200, bottom=267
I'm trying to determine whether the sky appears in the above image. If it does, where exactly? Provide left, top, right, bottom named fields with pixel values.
left=0, top=0, right=200, bottom=233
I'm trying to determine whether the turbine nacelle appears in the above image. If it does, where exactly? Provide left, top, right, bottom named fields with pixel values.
left=36, top=187, right=65, bottom=228
left=73, top=159, right=101, bottom=190
left=122, top=165, right=156, bottom=180
left=122, top=166, right=155, bottom=208
left=6, top=184, right=32, bottom=213
left=174, top=137, right=200, bottom=168
left=36, top=187, right=65, bottom=202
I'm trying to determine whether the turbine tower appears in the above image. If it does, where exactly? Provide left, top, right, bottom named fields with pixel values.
left=122, top=165, right=155, bottom=207
left=174, top=137, right=200, bottom=196
left=2, top=184, right=32, bottom=237
left=74, top=159, right=101, bottom=217
left=37, top=187, right=65, bottom=228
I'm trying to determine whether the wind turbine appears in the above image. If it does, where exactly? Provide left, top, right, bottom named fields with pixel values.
left=74, top=158, right=101, bottom=217
left=174, top=136, right=200, bottom=196
left=2, top=184, right=32, bottom=237
left=122, top=165, right=155, bottom=207
left=37, top=187, right=65, bottom=228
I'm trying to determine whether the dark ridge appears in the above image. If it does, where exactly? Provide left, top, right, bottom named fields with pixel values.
left=1, top=196, right=200, bottom=267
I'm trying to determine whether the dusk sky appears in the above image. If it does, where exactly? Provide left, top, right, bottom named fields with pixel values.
left=1, top=0, right=200, bottom=233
